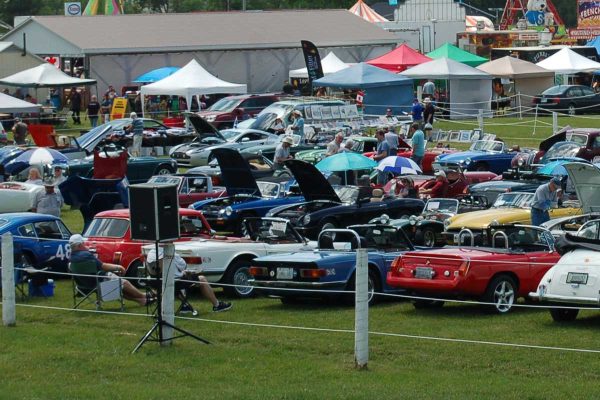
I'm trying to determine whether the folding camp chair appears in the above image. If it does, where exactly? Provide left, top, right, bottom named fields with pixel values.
left=143, top=261, right=198, bottom=316
left=69, top=260, right=124, bottom=311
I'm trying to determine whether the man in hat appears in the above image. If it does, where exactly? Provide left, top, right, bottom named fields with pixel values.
left=52, top=166, right=67, bottom=186
left=531, top=177, right=563, bottom=226
left=11, top=117, right=28, bottom=145
left=420, top=170, right=448, bottom=199
left=290, top=110, right=305, bottom=142
left=32, top=179, right=64, bottom=217
left=423, top=97, right=435, bottom=125
left=126, top=112, right=144, bottom=157
left=423, top=123, right=434, bottom=141
left=274, top=136, right=294, bottom=170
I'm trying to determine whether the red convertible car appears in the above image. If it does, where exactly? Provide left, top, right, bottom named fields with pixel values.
left=384, top=170, right=497, bottom=198
left=386, top=225, right=559, bottom=313
left=83, top=208, right=215, bottom=279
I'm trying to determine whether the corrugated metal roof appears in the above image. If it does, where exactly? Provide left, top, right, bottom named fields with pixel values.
left=29, top=10, right=397, bottom=54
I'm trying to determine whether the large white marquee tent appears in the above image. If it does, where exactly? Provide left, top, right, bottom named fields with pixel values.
left=289, top=52, right=351, bottom=79
left=536, top=47, right=600, bottom=74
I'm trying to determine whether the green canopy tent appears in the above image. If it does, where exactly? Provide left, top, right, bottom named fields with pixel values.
left=427, top=43, right=488, bottom=67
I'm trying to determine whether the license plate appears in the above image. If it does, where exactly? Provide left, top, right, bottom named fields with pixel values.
left=415, top=267, right=434, bottom=279
left=541, top=98, right=548, bottom=103
left=566, top=272, right=588, bottom=285
left=453, top=234, right=459, bottom=244
left=277, top=267, right=293, bottom=280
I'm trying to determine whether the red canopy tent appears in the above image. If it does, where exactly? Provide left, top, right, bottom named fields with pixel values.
left=367, top=44, right=432, bottom=73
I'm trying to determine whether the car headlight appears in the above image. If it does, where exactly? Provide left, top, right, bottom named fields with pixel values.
left=409, top=215, right=418, bottom=225
left=517, top=158, right=524, bottom=167
left=205, top=115, right=216, bottom=121
left=490, top=219, right=499, bottom=226
left=463, top=158, right=472, bottom=165
left=302, top=214, right=311, bottom=226
left=444, top=219, right=450, bottom=229
left=225, top=206, right=233, bottom=217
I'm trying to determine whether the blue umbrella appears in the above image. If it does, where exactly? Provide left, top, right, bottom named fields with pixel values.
left=5, top=147, right=69, bottom=174
left=133, top=66, right=181, bottom=83
left=315, top=152, right=377, bottom=172
left=536, top=159, right=590, bottom=177
left=376, top=156, right=422, bottom=175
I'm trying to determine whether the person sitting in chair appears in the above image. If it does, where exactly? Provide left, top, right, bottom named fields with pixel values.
left=146, top=247, right=232, bottom=313
left=69, top=234, right=152, bottom=306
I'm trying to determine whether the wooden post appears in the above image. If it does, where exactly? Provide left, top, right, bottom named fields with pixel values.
left=2, top=232, right=16, bottom=327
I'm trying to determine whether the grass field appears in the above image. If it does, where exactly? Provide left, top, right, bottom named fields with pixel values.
left=3, top=114, right=600, bottom=398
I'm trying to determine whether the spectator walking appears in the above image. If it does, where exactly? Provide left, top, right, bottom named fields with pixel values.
left=423, top=79, right=436, bottom=99
left=385, top=128, right=399, bottom=155
left=409, top=122, right=425, bottom=168
left=373, top=130, right=390, bottom=185
left=290, top=110, right=305, bottom=142
left=100, top=94, right=111, bottom=123
left=11, top=117, right=28, bottom=145
left=411, top=98, right=424, bottom=126
left=126, top=112, right=144, bottom=157
left=32, top=179, right=64, bottom=217
left=87, top=95, right=100, bottom=128
left=423, top=98, right=435, bottom=125
left=69, top=87, right=82, bottom=125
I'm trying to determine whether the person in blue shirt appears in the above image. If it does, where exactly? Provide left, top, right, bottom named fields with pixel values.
left=409, top=123, right=425, bottom=168
left=411, top=98, right=424, bottom=125
left=373, top=130, right=390, bottom=185
left=126, top=112, right=144, bottom=157
left=290, top=110, right=305, bottom=142
left=531, top=177, right=562, bottom=226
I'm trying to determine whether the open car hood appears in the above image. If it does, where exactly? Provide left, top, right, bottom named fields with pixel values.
left=539, top=126, right=569, bottom=152
left=284, top=159, right=341, bottom=203
left=564, top=162, right=600, bottom=214
left=212, top=148, right=260, bottom=196
left=187, top=114, right=226, bottom=141
left=73, top=124, right=113, bottom=153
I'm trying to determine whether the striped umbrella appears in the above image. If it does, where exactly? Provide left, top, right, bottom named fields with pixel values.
left=348, top=0, right=388, bottom=23
left=376, top=156, right=422, bottom=175
left=4, top=147, right=69, bottom=174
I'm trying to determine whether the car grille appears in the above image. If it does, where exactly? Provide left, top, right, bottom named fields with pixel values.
left=173, top=152, right=190, bottom=159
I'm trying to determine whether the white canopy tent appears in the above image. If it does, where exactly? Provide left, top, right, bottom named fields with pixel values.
left=401, top=57, right=493, bottom=119
left=0, top=92, right=41, bottom=113
left=0, top=63, right=97, bottom=87
left=536, top=48, right=600, bottom=74
left=289, top=52, right=351, bottom=79
left=140, top=59, right=247, bottom=114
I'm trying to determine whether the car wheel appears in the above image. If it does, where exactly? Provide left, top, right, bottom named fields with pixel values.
left=223, top=259, right=254, bottom=298
left=568, top=103, right=576, bottom=116
left=126, top=260, right=145, bottom=288
left=413, top=299, right=445, bottom=309
left=155, top=165, right=174, bottom=175
left=346, top=268, right=381, bottom=305
left=415, top=227, right=437, bottom=247
left=482, top=274, right=517, bottom=314
left=549, top=307, right=579, bottom=322
left=473, top=162, right=488, bottom=172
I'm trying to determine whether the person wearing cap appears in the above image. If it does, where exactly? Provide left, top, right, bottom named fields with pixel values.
left=11, top=117, right=28, bottom=145
left=326, top=132, right=344, bottom=157
left=290, top=110, right=305, bottom=143
left=68, top=234, right=153, bottom=306
left=274, top=135, right=294, bottom=170
left=32, top=179, right=64, bottom=217
left=272, top=117, right=286, bottom=135
left=423, top=97, right=435, bottom=126
left=531, top=177, right=563, bottom=226
left=409, top=122, right=425, bottom=168
left=385, top=108, right=394, bottom=119
left=411, top=98, right=424, bottom=126
left=420, top=170, right=448, bottom=199
left=52, top=166, right=67, bottom=186
left=126, top=112, right=144, bottom=157
left=146, top=247, right=232, bottom=313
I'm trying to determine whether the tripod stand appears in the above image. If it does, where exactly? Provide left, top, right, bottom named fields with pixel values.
left=132, top=241, right=209, bottom=353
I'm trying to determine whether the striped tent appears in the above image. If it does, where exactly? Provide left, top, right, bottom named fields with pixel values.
left=83, top=0, right=123, bottom=15
left=348, top=0, right=388, bottom=23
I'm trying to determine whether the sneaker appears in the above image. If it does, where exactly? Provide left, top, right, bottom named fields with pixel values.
left=179, top=304, right=195, bottom=314
left=212, top=301, right=232, bottom=313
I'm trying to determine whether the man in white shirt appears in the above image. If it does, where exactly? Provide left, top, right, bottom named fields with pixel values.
left=326, top=132, right=344, bottom=156
left=32, top=179, right=64, bottom=217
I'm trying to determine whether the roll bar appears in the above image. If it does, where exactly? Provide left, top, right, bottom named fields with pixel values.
left=492, top=230, right=509, bottom=249
left=457, top=228, right=474, bottom=247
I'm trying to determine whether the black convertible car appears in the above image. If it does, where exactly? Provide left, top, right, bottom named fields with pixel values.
left=266, top=160, right=424, bottom=239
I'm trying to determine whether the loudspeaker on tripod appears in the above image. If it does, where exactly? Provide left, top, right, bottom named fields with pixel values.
left=129, top=183, right=180, bottom=241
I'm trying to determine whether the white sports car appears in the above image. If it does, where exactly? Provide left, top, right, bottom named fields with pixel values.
left=142, top=218, right=315, bottom=298
left=0, top=182, right=44, bottom=213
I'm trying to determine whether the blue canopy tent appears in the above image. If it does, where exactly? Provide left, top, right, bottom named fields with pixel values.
left=133, top=66, right=181, bottom=83
left=313, top=63, right=413, bottom=115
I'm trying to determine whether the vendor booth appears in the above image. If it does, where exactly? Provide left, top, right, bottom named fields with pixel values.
left=427, top=43, right=488, bottom=67
left=366, top=43, right=432, bottom=73
left=289, top=52, right=350, bottom=79
left=536, top=47, right=600, bottom=75
left=313, top=62, right=413, bottom=115
left=401, top=57, right=493, bottom=119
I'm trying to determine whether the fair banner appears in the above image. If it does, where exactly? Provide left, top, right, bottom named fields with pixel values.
left=110, top=98, right=128, bottom=121
left=578, top=0, right=600, bottom=28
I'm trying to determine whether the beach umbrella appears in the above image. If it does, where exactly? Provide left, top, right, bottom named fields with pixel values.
left=5, top=147, right=69, bottom=174
left=376, top=156, right=422, bottom=175
left=133, top=67, right=181, bottom=83
left=315, top=152, right=377, bottom=172
left=537, top=158, right=587, bottom=177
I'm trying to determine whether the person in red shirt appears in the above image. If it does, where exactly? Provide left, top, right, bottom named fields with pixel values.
left=420, top=170, right=448, bottom=198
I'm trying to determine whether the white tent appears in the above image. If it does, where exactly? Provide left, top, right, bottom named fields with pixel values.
left=289, top=52, right=351, bottom=79
left=0, top=92, right=40, bottom=113
left=140, top=59, right=247, bottom=113
left=0, top=63, right=96, bottom=87
left=401, top=58, right=493, bottom=119
left=536, top=48, right=600, bottom=74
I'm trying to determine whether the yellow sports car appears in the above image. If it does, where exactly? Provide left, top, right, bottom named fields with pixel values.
left=443, top=191, right=581, bottom=244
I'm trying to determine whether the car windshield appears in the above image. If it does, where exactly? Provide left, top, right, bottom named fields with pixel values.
left=493, top=192, right=534, bottom=209
left=424, top=199, right=459, bottom=214
left=208, top=98, right=240, bottom=112
left=257, top=181, right=280, bottom=198
left=334, top=186, right=359, bottom=203
left=543, top=142, right=580, bottom=160
left=470, top=140, right=504, bottom=152
left=219, top=129, right=242, bottom=141
left=84, top=218, right=129, bottom=238
left=567, top=133, right=588, bottom=146
left=244, top=219, right=300, bottom=243
left=542, top=86, right=567, bottom=96
left=0, top=219, right=8, bottom=229
left=349, top=225, right=411, bottom=251
left=490, top=226, right=553, bottom=251
left=577, top=221, right=599, bottom=240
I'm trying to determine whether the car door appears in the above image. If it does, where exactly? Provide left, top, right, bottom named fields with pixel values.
left=32, top=220, right=71, bottom=271
left=579, top=86, right=597, bottom=111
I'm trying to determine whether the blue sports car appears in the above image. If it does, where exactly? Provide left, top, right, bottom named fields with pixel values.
left=190, top=148, right=302, bottom=234
left=435, top=140, right=519, bottom=175
left=0, top=213, right=72, bottom=272
left=249, top=221, right=419, bottom=304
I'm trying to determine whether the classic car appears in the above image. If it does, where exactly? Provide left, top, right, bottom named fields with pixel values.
left=197, top=93, right=282, bottom=129
left=388, top=197, right=488, bottom=247
left=435, top=140, right=519, bottom=175
left=0, top=182, right=44, bottom=213
left=295, top=136, right=378, bottom=164
left=540, top=213, right=600, bottom=239
left=241, top=134, right=326, bottom=161
left=141, top=218, right=317, bottom=298
left=412, top=167, right=497, bottom=199
left=87, top=117, right=192, bottom=147
left=146, top=174, right=225, bottom=208
left=387, top=224, right=560, bottom=313
left=0, top=213, right=72, bottom=272
left=83, top=208, right=215, bottom=279
left=249, top=222, right=418, bottom=304
left=529, top=227, right=600, bottom=321
left=189, top=148, right=302, bottom=234
left=443, top=191, right=581, bottom=243
left=267, top=159, right=424, bottom=239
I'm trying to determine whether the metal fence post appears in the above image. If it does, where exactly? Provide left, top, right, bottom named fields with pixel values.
left=477, top=109, right=484, bottom=131
left=2, top=232, right=16, bottom=327
left=354, top=247, right=369, bottom=369
left=161, top=243, right=175, bottom=346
